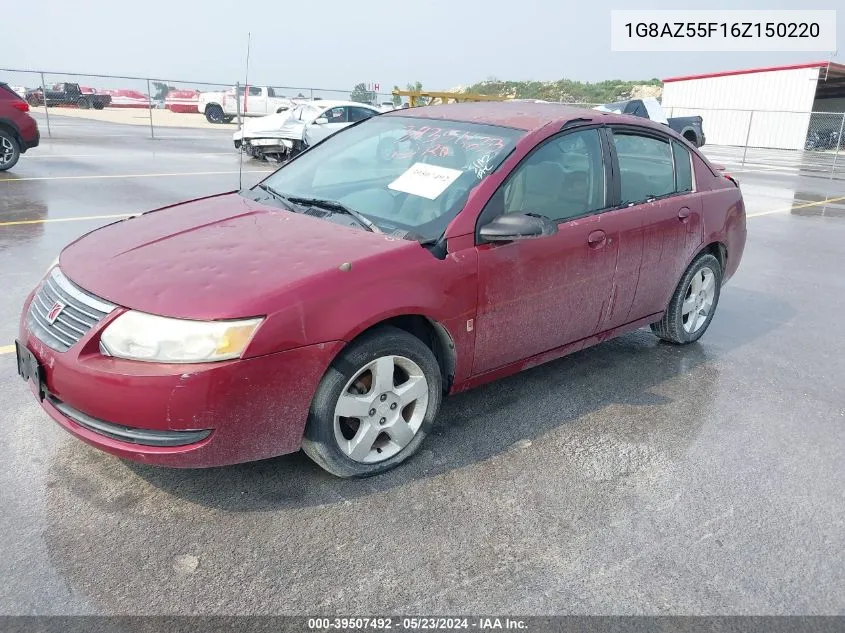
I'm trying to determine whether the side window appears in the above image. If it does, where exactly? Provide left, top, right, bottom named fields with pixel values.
left=673, top=141, right=693, bottom=193
left=613, top=132, right=675, bottom=203
left=494, top=128, right=605, bottom=222
left=348, top=106, right=377, bottom=122
left=323, top=107, right=348, bottom=123
left=249, top=86, right=262, bottom=96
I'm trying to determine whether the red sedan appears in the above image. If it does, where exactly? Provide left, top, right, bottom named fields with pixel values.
left=16, top=102, right=746, bottom=477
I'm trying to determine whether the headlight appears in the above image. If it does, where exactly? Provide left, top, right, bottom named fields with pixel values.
left=100, top=311, right=263, bottom=363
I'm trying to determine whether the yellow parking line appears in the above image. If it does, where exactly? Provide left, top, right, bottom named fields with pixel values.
left=0, top=213, right=133, bottom=227
left=0, top=345, right=14, bottom=356
left=747, top=195, right=845, bottom=218
left=0, top=169, right=272, bottom=182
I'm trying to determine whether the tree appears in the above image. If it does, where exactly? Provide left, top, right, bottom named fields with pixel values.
left=392, top=85, right=402, bottom=107
left=350, top=82, right=375, bottom=104
left=406, top=81, right=427, bottom=106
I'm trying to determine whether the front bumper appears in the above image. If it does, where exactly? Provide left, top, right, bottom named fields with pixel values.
left=18, top=292, right=343, bottom=467
left=21, top=129, right=40, bottom=152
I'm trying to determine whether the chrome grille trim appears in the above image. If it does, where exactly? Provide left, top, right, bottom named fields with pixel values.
left=27, top=267, right=117, bottom=352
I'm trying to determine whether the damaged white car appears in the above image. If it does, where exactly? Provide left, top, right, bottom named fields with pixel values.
left=233, top=100, right=381, bottom=161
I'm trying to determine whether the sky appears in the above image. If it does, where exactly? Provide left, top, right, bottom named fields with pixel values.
left=3, top=0, right=842, bottom=94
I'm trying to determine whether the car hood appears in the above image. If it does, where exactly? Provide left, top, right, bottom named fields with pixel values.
left=58, top=192, right=414, bottom=320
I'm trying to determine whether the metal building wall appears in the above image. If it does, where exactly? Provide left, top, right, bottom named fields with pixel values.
left=662, top=67, right=820, bottom=150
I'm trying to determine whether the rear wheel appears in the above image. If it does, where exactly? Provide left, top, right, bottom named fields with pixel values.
left=651, top=253, right=722, bottom=344
left=0, top=130, right=21, bottom=171
left=302, top=326, right=442, bottom=478
left=93, top=102, right=105, bottom=110
left=204, top=104, right=225, bottom=123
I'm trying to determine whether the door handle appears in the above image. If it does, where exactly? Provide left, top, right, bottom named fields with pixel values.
left=587, top=230, right=607, bottom=249
left=678, top=208, right=691, bottom=223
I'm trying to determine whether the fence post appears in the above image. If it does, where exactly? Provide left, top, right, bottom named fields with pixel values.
left=146, top=79, right=155, bottom=140
left=831, top=112, right=845, bottom=178
left=741, top=110, right=754, bottom=166
left=310, top=87, right=314, bottom=100
left=39, top=72, right=51, bottom=138
left=235, top=82, right=242, bottom=130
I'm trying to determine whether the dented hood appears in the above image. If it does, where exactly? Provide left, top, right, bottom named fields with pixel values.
left=58, top=193, right=412, bottom=320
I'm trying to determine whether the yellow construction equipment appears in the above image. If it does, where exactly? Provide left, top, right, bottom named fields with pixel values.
left=392, top=90, right=509, bottom=108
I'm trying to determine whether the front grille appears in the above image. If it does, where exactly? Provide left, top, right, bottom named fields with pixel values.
left=27, top=267, right=117, bottom=352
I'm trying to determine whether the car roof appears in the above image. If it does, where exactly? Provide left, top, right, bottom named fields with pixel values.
left=383, top=100, right=660, bottom=132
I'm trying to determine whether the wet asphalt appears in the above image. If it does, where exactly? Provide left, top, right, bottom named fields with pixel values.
left=0, top=116, right=843, bottom=615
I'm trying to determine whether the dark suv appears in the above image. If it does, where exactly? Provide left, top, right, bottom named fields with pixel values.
left=0, top=83, right=40, bottom=171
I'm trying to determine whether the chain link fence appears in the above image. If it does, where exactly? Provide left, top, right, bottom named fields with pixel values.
left=665, top=105, right=845, bottom=175
left=4, top=68, right=845, bottom=176
left=1, top=68, right=398, bottom=140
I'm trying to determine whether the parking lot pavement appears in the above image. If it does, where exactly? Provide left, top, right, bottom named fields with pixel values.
left=1, top=125, right=843, bottom=615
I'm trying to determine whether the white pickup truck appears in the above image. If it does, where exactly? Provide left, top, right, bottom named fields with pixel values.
left=198, top=86, right=296, bottom=124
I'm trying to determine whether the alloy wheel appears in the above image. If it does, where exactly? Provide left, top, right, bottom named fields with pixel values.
left=0, top=136, right=16, bottom=166
left=682, top=267, right=716, bottom=333
left=333, top=355, right=429, bottom=463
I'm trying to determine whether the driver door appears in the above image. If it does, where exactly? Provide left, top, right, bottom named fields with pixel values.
left=305, top=106, right=349, bottom=146
left=472, top=127, right=619, bottom=374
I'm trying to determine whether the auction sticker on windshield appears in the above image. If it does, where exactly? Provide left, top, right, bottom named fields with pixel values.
left=388, top=163, right=463, bottom=200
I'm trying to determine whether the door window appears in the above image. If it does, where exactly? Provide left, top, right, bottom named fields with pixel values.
left=323, top=107, right=348, bottom=123
left=488, top=129, right=606, bottom=222
left=348, top=106, right=377, bottom=122
left=672, top=141, right=693, bottom=193
left=612, top=132, right=675, bottom=203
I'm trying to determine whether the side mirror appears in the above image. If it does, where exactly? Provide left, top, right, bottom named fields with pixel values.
left=479, top=213, right=558, bottom=242
left=313, top=117, right=329, bottom=125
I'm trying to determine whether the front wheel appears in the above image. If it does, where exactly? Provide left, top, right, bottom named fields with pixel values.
left=302, top=326, right=442, bottom=478
left=651, top=253, right=722, bottom=344
left=204, top=104, right=225, bottom=123
left=77, top=98, right=91, bottom=109
left=0, top=130, right=21, bottom=171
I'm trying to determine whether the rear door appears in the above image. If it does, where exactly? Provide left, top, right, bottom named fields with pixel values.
left=609, top=128, right=703, bottom=321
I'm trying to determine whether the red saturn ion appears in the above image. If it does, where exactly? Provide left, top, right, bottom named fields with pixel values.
left=17, top=102, right=746, bottom=477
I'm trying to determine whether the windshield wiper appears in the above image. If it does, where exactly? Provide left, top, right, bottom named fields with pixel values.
left=255, top=183, right=297, bottom=211
left=286, top=196, right=382, bottom=233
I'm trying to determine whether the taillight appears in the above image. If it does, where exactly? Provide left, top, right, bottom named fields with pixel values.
left=724, top=173, right=739, bottom=187
left=12, top=101, right=30, bottom=113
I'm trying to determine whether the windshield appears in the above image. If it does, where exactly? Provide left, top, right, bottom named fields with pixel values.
left=253, top=116, right=523, bottom=241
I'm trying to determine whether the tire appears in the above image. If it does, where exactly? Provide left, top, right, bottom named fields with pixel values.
left=301, top=326, right=442, bottom=478
left=27, top=95, right=41, bottom=107
left=0, top=130, right=21, bottom=171
left=93, top=102, right=105, bottom=110
left=651, top=253, right=722, bottom=344
left=204, top=104, right=225, bottom=124
left=77, top=98, right=91, bottom=110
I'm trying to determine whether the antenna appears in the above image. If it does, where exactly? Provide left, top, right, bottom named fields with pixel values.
left=238, top=32, right=252, bottom=191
